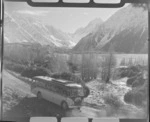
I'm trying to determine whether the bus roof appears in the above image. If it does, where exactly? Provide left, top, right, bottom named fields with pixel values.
left=33, top=76, right=54, bottom=82
left=33, top=76, right=70, bottom=82
left=65, top=83, right=82, bottom=88
left=115, top=66, right=128, bottom=69
left=33, top=76, right=82, bottom=88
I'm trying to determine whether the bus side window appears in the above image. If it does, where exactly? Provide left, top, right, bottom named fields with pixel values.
left=56, top=86, right=61, bottom=94
left=51, top=85, right=57, bottom=92
left=45, top=83, right=49, bottom=89
left=63, top=90, right=68, bottom=96
left=67, top=90, right=71, bottom=97
left=48, top=84, right=53, bottom=91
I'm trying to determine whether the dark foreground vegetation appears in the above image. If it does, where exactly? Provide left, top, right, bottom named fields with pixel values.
left=117, top=63, right=148, bottom=108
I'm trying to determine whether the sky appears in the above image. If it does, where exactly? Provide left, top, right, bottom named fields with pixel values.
left=5, top=1, right=128, bottom=33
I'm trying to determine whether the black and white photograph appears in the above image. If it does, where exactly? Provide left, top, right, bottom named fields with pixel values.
left=1, top=0, right=149, bottom=121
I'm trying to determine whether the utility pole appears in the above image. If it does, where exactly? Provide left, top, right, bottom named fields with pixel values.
left=0, top=0, right=4, bottom=120
left=147, top=0, right=150, bottom=119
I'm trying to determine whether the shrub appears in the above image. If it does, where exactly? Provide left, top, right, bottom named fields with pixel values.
left=127, top=70, right=137, bottom=78
left=124, top=90, right=144, bottom=106
left=5, top=62, right=26, bottom=73
left=126, top=73, right=145, bottom=88
left=104, top=93, right=123, bottom=109
left=129, top=65, right=141, bottom=73
left=119, top=65, right=142, bottom=78
left=21, top=67, right=51, bottom=78
left=132, top=76, right=145, bottom=88
left=67, top=61, right=78, bottom=73
left=119, top=68, right=129, bottom=78
left=126, top=76, right=137, bottom=86
left=124, top=80, right=148, bottom=107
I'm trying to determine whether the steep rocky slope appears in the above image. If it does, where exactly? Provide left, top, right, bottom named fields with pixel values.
left=73, top=5, right=148, bottom=53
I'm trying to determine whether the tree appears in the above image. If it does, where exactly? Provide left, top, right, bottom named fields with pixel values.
left=101, top=43, right=117, bottom=83
left=67, top=61, right=78, bottom=73
left=127, top=57, right=134, bottom=66
left=81, top=53, right=98, bottom=82
left=67, top=54, right=78, bottom=73
left=120, top=58, right=126, bottom=66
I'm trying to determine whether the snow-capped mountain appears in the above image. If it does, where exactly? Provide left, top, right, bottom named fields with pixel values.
left=4, top=11, right=105, bottom=50
left=4, top=12, right=75, bottom=48
left=73, top=5, right=148, bottom=54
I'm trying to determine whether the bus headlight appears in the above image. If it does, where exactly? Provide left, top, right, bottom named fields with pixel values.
left=66, top=98, right=74, bottom=106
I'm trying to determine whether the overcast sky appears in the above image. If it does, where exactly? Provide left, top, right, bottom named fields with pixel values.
left=5, top=1, right=128, bottom=33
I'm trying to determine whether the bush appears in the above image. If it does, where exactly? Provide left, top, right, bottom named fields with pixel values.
left=118, top=65, right=142, bottom=78
left=119, top=68, right=129, bottom=78
left=124, top=80, right=148, bottom=107
left=127, top=70, right=138, bottom=78
left=126, top=76, right=137, bottom=86
left=129, top=65, right=141, bottom=73
left=21, top=67, right=51, bottom=78
left=67, top=61, right=78, bottom=73
left=126, top=73, right=145, bottom=88
left=124, top=90, right=144, bottom=106
left=104, top=93, right=123, bottom=109
left=5, top=62, right=26, bottom=73
left=132, top=76, right=145, bottom=88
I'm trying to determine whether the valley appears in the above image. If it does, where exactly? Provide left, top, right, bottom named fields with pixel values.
left=2, top=3, right=148, bottom=120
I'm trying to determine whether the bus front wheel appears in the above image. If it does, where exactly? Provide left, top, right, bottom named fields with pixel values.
left=61, top=101, right=68, bottom=110
left=37, top=92, right=42, bottom=99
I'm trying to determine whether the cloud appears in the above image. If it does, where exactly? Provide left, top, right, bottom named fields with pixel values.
left=16, top=10, right=49, bottom=16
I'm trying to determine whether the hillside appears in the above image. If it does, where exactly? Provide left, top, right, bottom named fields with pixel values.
left=72, top=18, right=103, bottom=43
left=73, top=5, right=148, bottom=54
left=4, top=12, right=75, bottom=48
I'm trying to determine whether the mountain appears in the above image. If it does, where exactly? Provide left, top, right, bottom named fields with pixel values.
left=71, top=18, right=103, bottom=43
left=73, top=5, right=148, bottom=54
left=4, top=12, right=75, bottom=48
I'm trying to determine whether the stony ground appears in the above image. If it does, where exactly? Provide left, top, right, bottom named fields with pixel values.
left=83, top=78, right=146, bottom=118
left=84, top=78, right=131, bottom=106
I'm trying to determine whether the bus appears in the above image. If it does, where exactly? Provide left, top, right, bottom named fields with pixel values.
left=31, top=76, right=88, bottom=110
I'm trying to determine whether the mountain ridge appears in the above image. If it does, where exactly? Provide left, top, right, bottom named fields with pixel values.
left=73, top=5, right=148, bottom=54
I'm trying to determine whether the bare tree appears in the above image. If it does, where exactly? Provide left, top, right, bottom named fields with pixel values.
left=81, top=53, right=98, bottom=82
left=127, top=57, right=134, bottom=66
left=67, top=54, right=78, bottom=73
left=120, top=58, right=126, bottom=66
left=101, top=43, right=117, bottom=83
